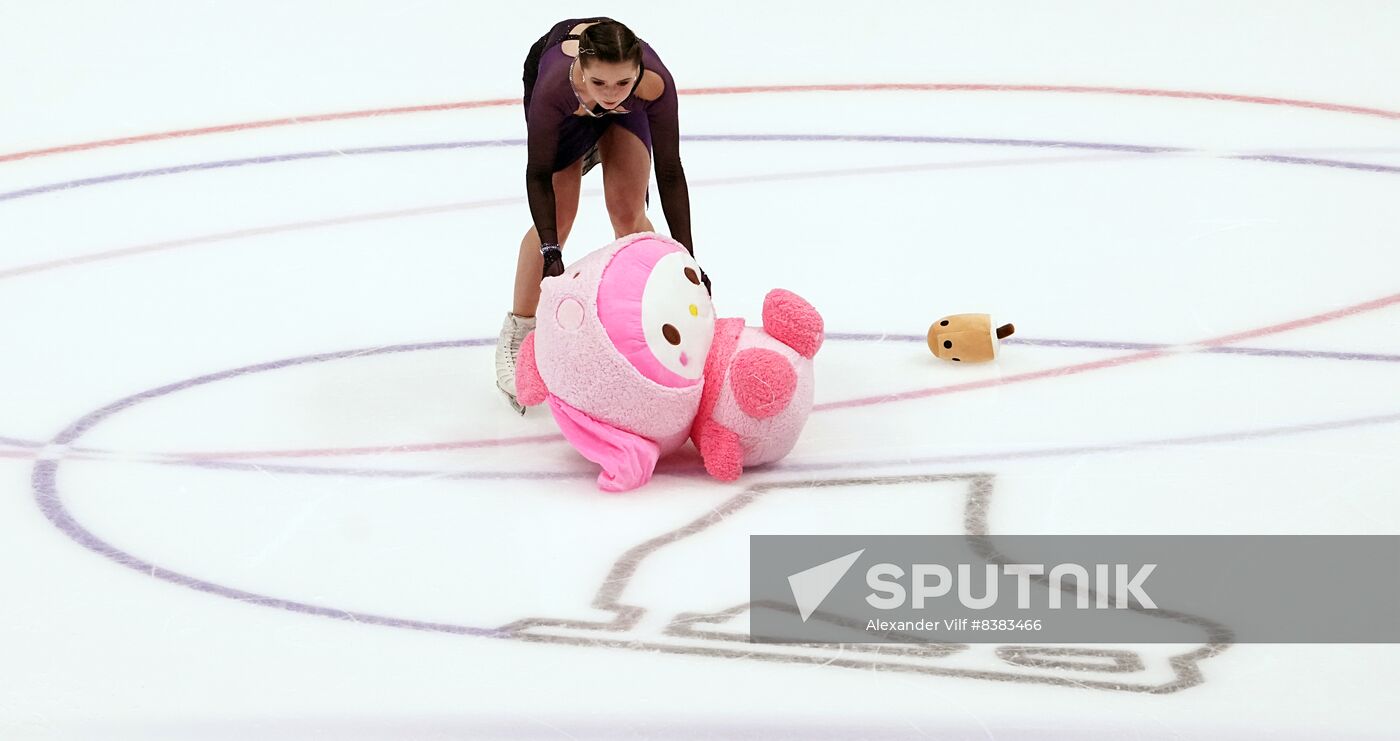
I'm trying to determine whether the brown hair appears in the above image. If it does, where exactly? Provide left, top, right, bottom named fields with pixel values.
left=578, top=20, right=642, bottom=70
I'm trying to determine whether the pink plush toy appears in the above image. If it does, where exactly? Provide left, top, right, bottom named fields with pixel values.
left=515, top=233, right=824, bottom=491
left=690, top=289, right=824, bottom=481
left=515, top=233, right=716, bottom=492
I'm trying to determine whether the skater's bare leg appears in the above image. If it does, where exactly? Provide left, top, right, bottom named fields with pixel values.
left=598, top=125, right=655, bottom=238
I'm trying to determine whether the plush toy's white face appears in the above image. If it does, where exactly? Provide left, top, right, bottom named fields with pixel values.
left=639, top=251, right=714, bottom=380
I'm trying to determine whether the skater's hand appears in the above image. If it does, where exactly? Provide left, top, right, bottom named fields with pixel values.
left=685, top=244, right=710, bottom=295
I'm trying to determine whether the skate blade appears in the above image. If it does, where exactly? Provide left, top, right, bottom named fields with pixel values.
left=500, top=388, right=527, bottom=415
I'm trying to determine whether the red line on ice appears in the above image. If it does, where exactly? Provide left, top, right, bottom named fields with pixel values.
left=2, top=83, right=1396, bottom=164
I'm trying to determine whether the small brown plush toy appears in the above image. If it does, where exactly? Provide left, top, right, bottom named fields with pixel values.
left=927, top=314, right=1015, bottom=363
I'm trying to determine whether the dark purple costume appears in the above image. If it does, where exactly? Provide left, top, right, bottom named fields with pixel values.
left=521, top=18, right=692, bottom=253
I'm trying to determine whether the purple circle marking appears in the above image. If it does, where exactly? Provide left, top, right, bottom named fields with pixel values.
left=4, top=134, right=1400, bottom=204
left=30, top=334, right=1400, bottom=640
left=6, top=335, right=1396, bottom=456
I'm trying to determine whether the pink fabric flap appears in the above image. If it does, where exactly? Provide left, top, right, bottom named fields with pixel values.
left=547, top=395, right=661, bottom=492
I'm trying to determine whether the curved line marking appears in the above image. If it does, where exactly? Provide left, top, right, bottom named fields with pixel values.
left=3, top=83, right=1397, bottom=164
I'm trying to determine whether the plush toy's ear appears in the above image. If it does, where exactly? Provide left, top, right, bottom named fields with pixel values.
left=762, top=289, right=824, bottom=359
left=515, top=331, right=548, bottom=407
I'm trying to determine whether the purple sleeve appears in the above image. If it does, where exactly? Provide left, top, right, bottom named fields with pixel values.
left=525, top=82, right=569, bottom=247
left=644, top=55, right=693, bottom=254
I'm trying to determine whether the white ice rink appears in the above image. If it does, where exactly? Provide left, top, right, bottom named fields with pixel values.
left=3, top=1, right=1399, bottom=738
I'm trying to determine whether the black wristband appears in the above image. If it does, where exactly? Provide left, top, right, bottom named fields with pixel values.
left=540, top=243, right=564, bottom=278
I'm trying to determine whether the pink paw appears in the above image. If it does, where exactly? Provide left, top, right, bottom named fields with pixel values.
left=762, top=289, right=824, bottom=359
left=696, top=418, right=744, bottom=481
left=730, top=348, right=797, bottom=420
left=515, top=331, right=548, bottom=406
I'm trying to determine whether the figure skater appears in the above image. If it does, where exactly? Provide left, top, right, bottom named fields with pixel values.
left=495, top=17, right=703, bottom=412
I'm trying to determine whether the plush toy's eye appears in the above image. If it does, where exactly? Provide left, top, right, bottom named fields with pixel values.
left=940, top=320, right=949, bottom=326
left=943, top=340, right=953, bottom=349
left=662, top=324, right=681, bottom=345
left=684, top=267, right=700, bottom=285
left=953, top=357, right=961, bottom=361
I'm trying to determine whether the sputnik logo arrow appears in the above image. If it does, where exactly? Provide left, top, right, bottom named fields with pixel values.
left=787, top=549, right=865, bottom=622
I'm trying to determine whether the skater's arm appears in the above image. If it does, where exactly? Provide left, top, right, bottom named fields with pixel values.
left=645, top=59, right=693, bottom=255
left=525, top=97, right=567, bottom=247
